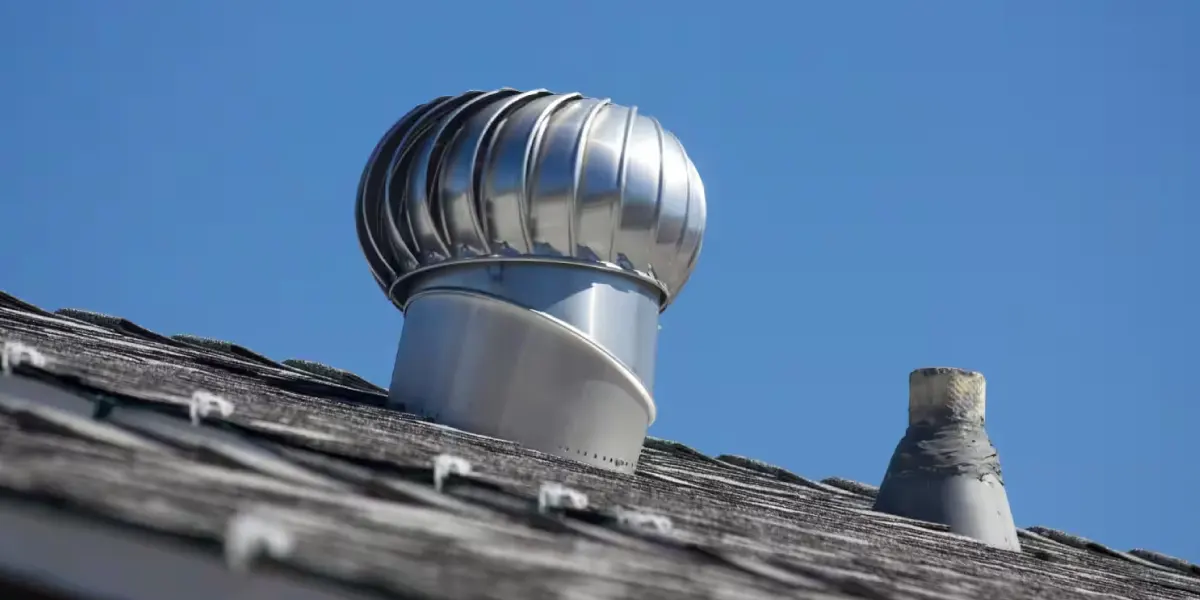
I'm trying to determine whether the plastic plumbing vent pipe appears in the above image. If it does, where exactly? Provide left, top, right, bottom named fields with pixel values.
left=873, top=367, right=1021, bottom=551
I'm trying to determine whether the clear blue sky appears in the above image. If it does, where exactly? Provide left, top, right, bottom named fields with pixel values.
left=2, top=2, right=1197, bottom=561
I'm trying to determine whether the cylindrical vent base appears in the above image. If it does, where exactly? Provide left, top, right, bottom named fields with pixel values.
left=388, top=263, right=660, bottom=473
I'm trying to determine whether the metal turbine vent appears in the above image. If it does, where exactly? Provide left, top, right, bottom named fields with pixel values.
left=356, top=88, right=707, bottom=473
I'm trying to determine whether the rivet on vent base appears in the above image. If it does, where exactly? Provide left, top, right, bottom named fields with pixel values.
left=873, top=367, right=1021, bottom=551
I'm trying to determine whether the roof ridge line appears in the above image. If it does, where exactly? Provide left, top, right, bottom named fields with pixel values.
left=714, top=454, right=853, bottom=497
left=1023, top=526, right=1195, bottom=577
left=0, top=289, right=52, bottom=316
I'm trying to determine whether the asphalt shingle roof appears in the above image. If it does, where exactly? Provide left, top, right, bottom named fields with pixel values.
left=1, top=289, right=1197, bottom=600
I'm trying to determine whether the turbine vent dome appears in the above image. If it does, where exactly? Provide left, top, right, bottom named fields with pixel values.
left=356, top=88, right=706, bottom=312
left=355, top=88, right=707, bottom=473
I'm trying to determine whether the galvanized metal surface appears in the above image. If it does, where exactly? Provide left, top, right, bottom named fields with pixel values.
left=356, top=89, right=706, bottom=472
left=390, top=265, right=659, bottom=473
left=356, top=88, right=707, bottom=310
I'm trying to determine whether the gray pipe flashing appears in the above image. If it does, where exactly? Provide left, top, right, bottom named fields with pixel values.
left=873, top=367, right=1020, bottom=551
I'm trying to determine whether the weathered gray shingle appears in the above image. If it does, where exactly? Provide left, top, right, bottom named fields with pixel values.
left=1, top=291, right=1197, bottom=600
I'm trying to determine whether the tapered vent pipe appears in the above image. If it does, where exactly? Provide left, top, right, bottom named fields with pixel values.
left=355, top=88, right=706, bottom=473
left=873, top=367, right=1021, bottom=551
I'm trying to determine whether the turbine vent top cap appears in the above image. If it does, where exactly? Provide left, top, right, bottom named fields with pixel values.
left=356, top=88, right=708, bottom=311
left=908, top=367, right=986, bottom=427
